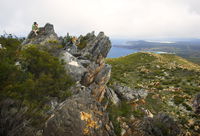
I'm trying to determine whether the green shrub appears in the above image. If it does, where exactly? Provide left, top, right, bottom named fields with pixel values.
left=47, top=40, right=59, bottom=44
left=173, top=96, right=184, bottom=105
left=20, top=46, right=63, bottom=77
left=0, top=37, right=74, bottom=127
left=132, top=108, right=145, bottom=118
left=107, top=101, right=133, bottom=135
left=156, top=85, right=164, bottom=90
left=77, top=36, right=88, bottom=49
left=182, top=103, right=192, bottom=111
left=0, top=36, right=21, bottom=61
left=44, top=44, right=63, bottom=55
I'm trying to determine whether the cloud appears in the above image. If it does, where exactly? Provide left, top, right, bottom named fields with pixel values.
left=1, top=0, right=200, bottom=39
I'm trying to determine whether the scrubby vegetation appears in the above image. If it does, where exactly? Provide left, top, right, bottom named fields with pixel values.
left=0, top=36, right=74, bottom=127
left=107, top=101, right=133, bottom=135
left=106, top=52, right=200, bottom=135
left=77, top=35, right=90, bottom=49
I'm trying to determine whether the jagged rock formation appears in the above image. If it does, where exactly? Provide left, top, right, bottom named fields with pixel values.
left=61, top=31, right=112, bottom=102
left=43, top=85, right=115, bottom=136
left=79, top=31, right=111, bottom=61
left=22, top=23, right=59, bottom=45
left=1, top=23, right=115, bottom=136
left=105, top=87, right=120, bottom=105
left=22, top=23, right=112, bottom=102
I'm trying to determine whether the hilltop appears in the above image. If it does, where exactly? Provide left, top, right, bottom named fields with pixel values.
left=107, top=52, right=200, bottom=87
left=1, top=23, right=200, bottom=136
left=106, top=52, right=200, bottom=136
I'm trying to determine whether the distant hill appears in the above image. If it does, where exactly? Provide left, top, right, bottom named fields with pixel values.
left=106, top=52, right=200, bottom=135
left=114, top=40, right=200, bottom=64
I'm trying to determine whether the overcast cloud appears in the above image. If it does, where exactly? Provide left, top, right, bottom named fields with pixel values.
left=1, top=0, right=200, bottom=39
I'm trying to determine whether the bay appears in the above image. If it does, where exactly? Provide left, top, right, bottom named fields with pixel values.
left=107, top=46, right=138, bottom=58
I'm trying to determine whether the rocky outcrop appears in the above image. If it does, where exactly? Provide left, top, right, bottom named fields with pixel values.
left=57, top=29, right=114, bottom=135
left=111, top=84, right=148, bottom=101
left=22, top=23, right=112, bottom=102
left=59, top=51, right=87, bottom=82
left=59, top=31, right=112, bottom=102
left=87, top=64, right=111, bottom=102
left=123, top=113, right=181, bottom=136
left=105, top=87, right=120, bottom=105
left=22, top=23, right=59, bottom=45
left=5, top=23, right=115, bottom=136
left=142, top=113, right=181, bottom=136
left=44, top=84, right=115, bottom=136
left=64, top=44, right=78, bottom=55
left=193, top=93, right=200, bottom=114
left=79, top=32, right=111, bottom=62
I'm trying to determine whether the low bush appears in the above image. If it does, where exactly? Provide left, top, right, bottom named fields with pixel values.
left=0, top=36, right=74, bottom=127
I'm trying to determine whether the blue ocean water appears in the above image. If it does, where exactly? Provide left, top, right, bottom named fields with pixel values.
left=107, top=46, right=138, bottom=58
left=107, top=47, right=172, bottom=58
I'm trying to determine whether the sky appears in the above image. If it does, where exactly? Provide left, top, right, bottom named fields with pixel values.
left=1, top=0, right=200, bottom=40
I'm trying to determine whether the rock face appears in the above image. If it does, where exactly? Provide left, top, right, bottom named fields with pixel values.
left=61, top=31, right=112, bottom=102
left=64, top=43, right=78, bottom=55
left=80, top=32, right=111, bottom=62
left=44, top=28, right=114, bottom=135
left=6, top=23, right=115, bottom=136
left=88, top=64, right=112, bottom=102
left=22, top=23, right=59, bottom=45
left=44, top=85, right=115, bottom=136
left=193, top=93, right=200, bottom=114
left=105, top=87, right=120, bottom=105
left=59, top=51, right=87, bottom=82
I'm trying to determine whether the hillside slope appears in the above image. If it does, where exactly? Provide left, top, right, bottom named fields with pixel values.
left=106, top=52, right=200, bottom=136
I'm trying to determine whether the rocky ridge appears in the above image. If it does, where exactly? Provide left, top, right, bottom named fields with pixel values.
left=1, top=23, right=115, bottom=136
left=31, top=23, right=113, bottom=136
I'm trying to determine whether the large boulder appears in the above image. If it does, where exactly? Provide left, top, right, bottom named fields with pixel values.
left=59, top=51, right=87, bottom=82
left=105, top=87, right=120, bottom=105
left=22, top=23, right=60, bottom=45
left=64, top=43, right=78, bottom=55
left=112, top=84, right=148, bottom=101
